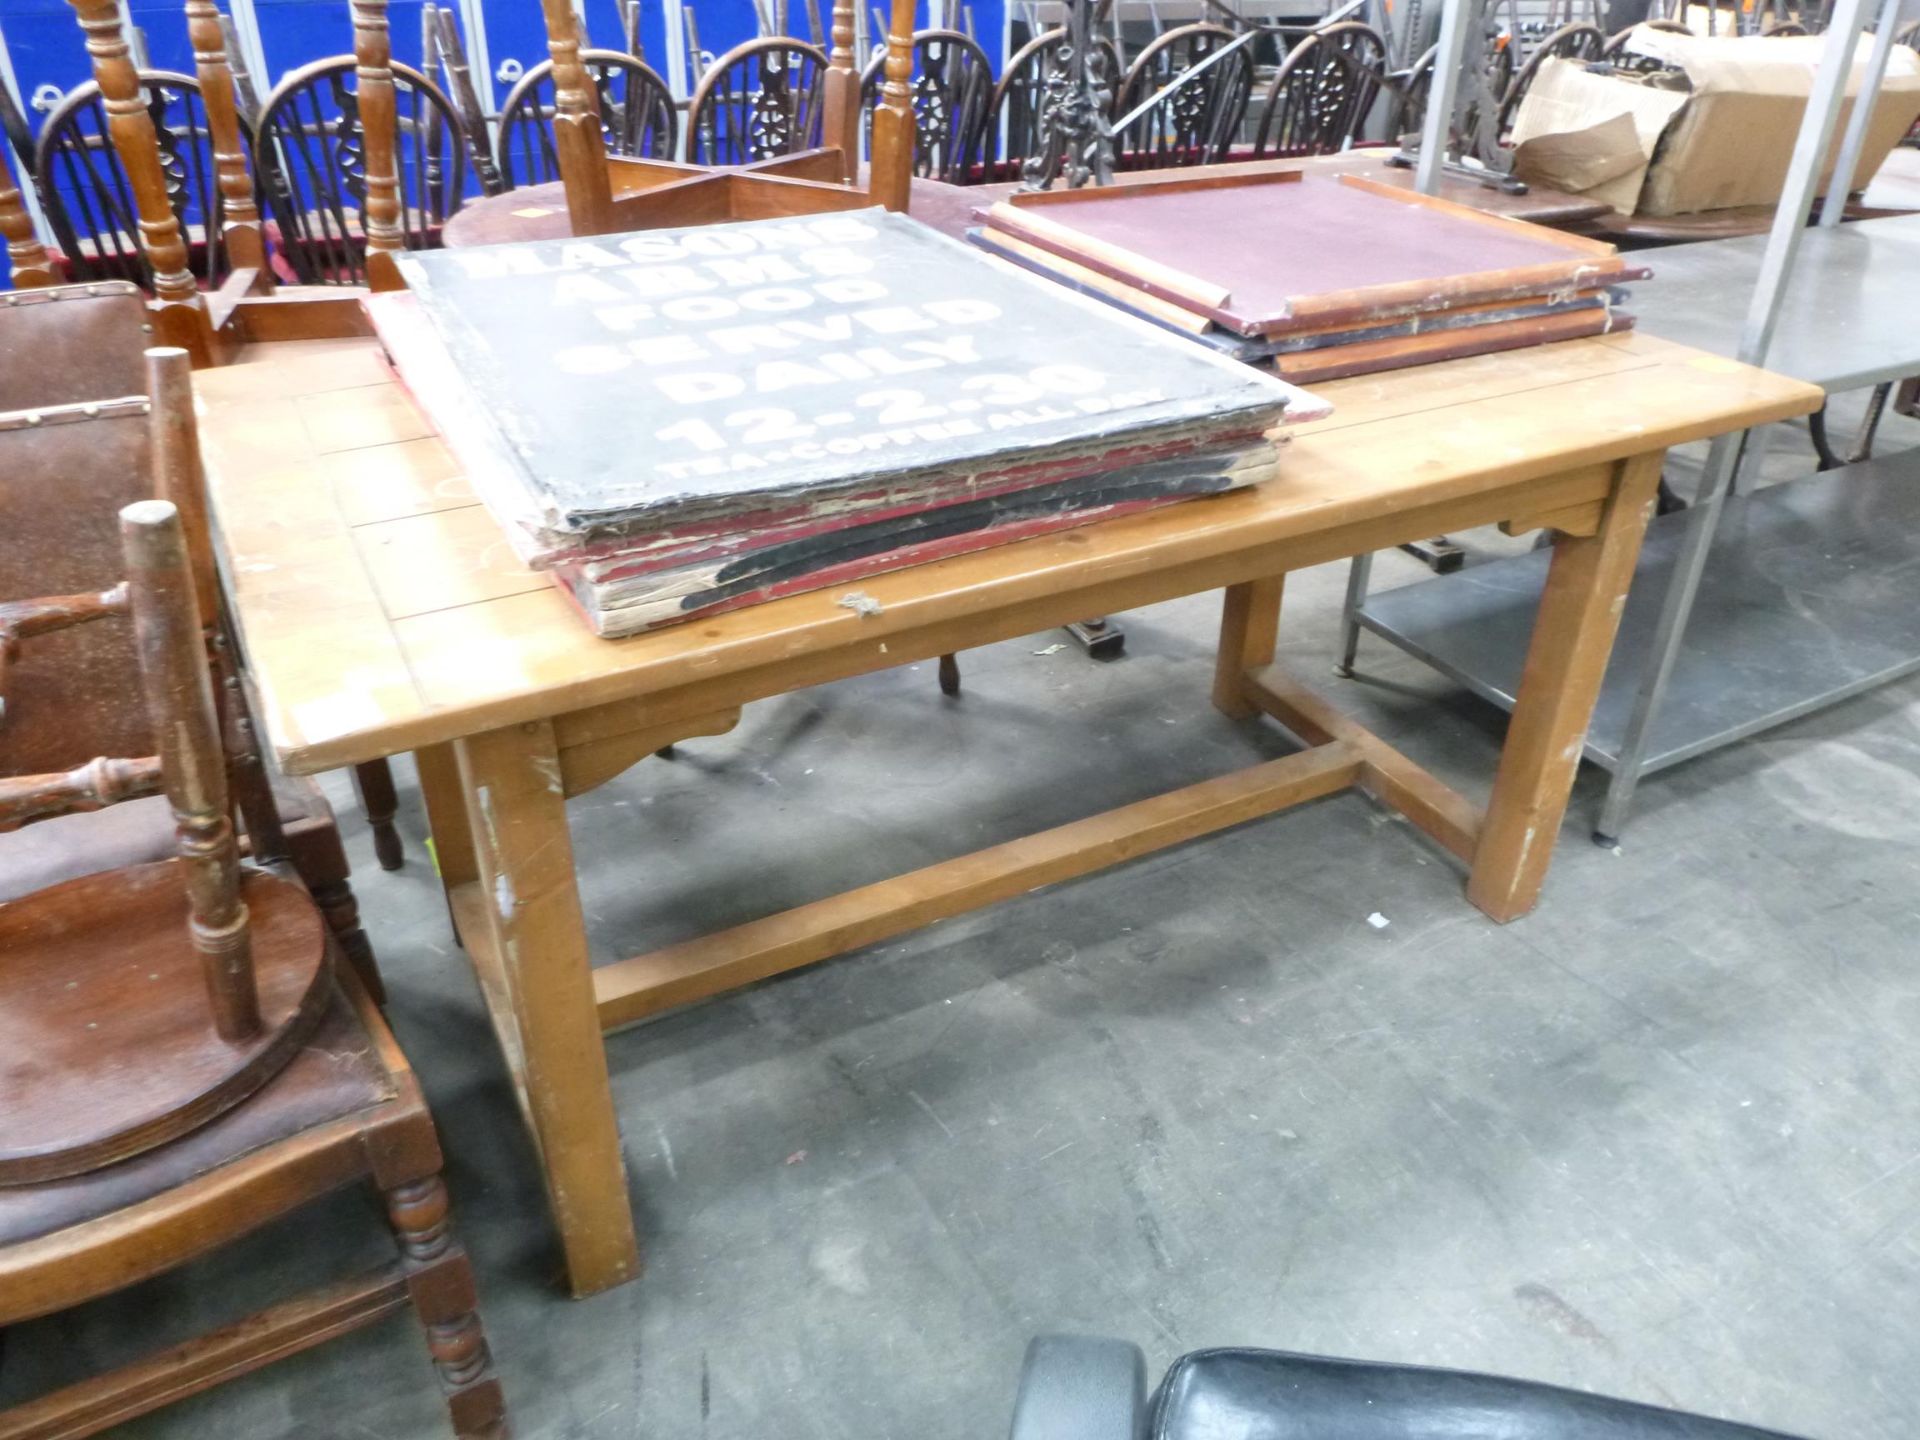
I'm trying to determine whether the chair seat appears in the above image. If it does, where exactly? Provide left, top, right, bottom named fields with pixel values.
left=0, top=861, right=332, bottom=1184
left=0, top=280, right=147, bottom=412
left=0, top=774, right=337, bottom=904
left=0, top=975, right=413, bottom=1320
left=0, top=980, right=395, bottom=1247
left=1150, top=1349, right=1806, bottom=1439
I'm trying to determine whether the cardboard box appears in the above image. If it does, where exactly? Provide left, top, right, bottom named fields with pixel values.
left=1511, top=29, right=1920, bottom=216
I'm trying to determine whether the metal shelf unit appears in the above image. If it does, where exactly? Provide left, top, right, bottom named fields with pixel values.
left=1354, top=0, right=1920, bottom=840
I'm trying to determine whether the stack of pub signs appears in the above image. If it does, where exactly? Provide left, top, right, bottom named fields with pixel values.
left=971, top=173, right=1651, bottom=384
left=379, top=210, right=1321, bottom=637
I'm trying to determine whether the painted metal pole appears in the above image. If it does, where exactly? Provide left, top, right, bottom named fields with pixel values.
left=0, top=26, right=51, bottom=241
left=1818, top=0, right=1903, bottom=227
left=227, top=0, right=271, bottom=90
left=1342, top=0, right=1473, bottom=666
left=1414, top=0, right=1472, bottom=195
left=1594, top=0, right=1878, bottom=841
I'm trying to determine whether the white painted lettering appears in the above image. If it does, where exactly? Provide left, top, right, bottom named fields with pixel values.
left=617, top=234, right=684, bottom=263
left=708, top=324, right=800, bottom=356
left=628, top=334, right=708, bottom=365
left=737, top=286, right=815, bottom=313
left=555, top=345, right=630, bottom=375
left=852, top=305, right=934, bottom=335
left=808, top=216, right=879, bottom=244
left=922, top=298, right=1001, bottom=326
left=557, top=241, right=625, bottom=269
left=656, top=372, right=745, bottom=403
left=551, top=273, right=627, bottom=305
left=754, top=359, right=835, bottom=391
left=704, top=255, right=805, bottom=286
left=779, top=314, right=856, bottom=344
left=681, top=230, right=760, bottom=256
left=593, top=302, right=658, bottom=333
left=902, top=335, right=979, bottom=366
left=660, top=295, right=739, bottom=321
left=817, top=352, right=875, bottom=380
left=800, top=246, right=873, bottom=277
left=815, top=277, right=890, bottom=304
left=454, top=247, right=553, bottom=279
left=616, top=265, right=715, bottom=299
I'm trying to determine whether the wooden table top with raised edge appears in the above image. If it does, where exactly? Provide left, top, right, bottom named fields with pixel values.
left=196, top=330, right=1817, bottom=783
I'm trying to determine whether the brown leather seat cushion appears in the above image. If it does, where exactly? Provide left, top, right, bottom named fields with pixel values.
left=0, top=986, right=396, bottom=1251
left=0, top=777, right=335, bottom=904
left=0, top=284, right=147, bottom=413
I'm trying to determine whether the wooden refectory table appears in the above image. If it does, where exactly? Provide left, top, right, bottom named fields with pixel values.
left=193, top=330, right=1818, bottom=1297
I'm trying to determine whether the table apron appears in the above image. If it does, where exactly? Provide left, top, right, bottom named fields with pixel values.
left=536, top=462, right=1618, bottom=761
left=278, top=460, right=1618, bottom=774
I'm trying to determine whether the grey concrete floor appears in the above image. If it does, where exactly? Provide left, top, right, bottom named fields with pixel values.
left=8, top=408, right=1920, bottom=1440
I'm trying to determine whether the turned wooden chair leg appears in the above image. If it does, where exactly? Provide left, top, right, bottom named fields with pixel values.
left=312, top=876, right=386, bottom=1004
left=352, top=758, right=406, bottom=870
left=938, top=652, right=960, bottom=696
left=385, top=1175, right=509, bottom=1440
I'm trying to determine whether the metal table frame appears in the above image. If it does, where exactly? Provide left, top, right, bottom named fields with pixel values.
left=1342, top=0, right=1919, bottom=841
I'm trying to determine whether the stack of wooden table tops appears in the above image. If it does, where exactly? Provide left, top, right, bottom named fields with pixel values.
left=970, top=173, right=1651, bottom=384
left=375, top=209, right=1325, bottom=638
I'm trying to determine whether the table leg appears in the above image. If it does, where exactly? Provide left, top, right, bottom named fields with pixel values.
left=416, top=743, right=476, bottom=900
left=1467, top=452, right=1663, bottom=923
left=1334, top=553, right=1373, bottom=679
left=1213, top=576, right=1283, bottom=719
left=455, top=720, right=641, bottom=1297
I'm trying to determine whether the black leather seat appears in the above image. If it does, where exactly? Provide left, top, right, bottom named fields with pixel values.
left=1008, top=1336, right=1811, bottom=1440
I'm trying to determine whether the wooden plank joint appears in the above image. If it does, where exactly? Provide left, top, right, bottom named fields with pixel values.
left=557, top=707, right=742, bottom=797
left=1500, top=499, right=1605, bottom=539
left=1241, top=665, right=1480, bottom=865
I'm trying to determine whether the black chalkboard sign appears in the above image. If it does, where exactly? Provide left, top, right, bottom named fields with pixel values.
left=396, top=209, right=1306, bottom=545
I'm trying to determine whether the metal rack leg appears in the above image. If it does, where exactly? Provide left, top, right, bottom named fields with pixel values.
left=1729, top=422, right=1772, bottom=494
left=1593, top=430, right=1745, bottom=844
left=1601, top=0, right=1873, bottom=842
left=1849, top=381, right=1894, bottom=464
left=1335, top=552, right=1374, bottom=678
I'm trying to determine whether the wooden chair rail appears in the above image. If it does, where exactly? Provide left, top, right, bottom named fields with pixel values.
left=0, top=1266, right=411, bottom=1439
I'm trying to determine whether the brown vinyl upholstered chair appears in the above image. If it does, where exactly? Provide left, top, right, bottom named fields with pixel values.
left=0, top=495, right=506, bottom=1439
left=0, top=289, right=380, bottom=976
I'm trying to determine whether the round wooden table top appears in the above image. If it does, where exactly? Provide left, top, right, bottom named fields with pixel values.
left=441, top=181, right=578, bottom=248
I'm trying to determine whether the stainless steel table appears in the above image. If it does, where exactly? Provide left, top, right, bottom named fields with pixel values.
left=1338, top=213, right=1920, bottom=841
left=1631, top=216, right=1920, bottom=392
